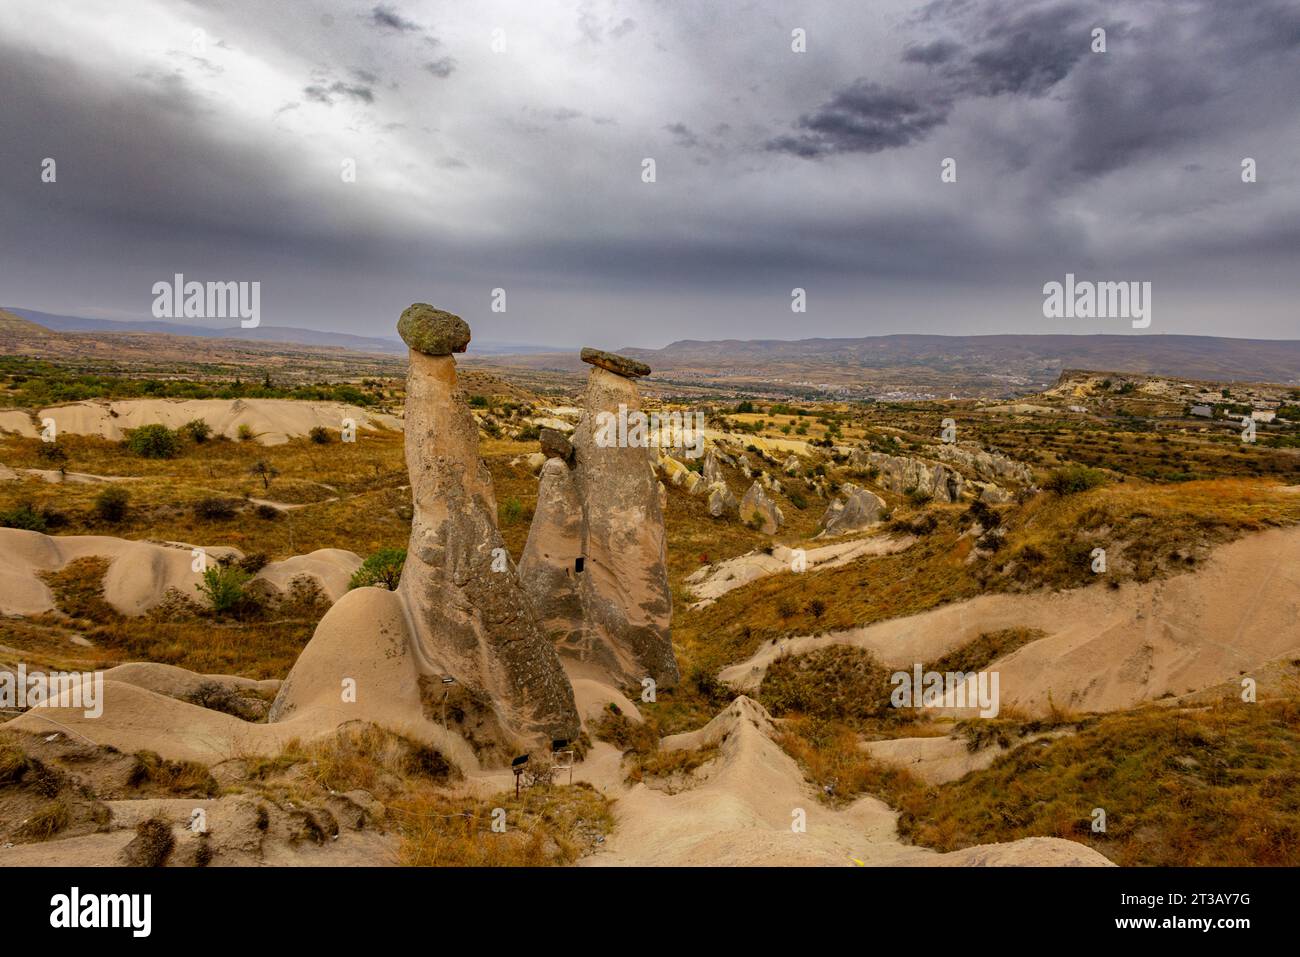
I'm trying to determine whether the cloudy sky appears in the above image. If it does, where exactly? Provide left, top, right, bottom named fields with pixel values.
left=1, top=0, right=1297, bottom=348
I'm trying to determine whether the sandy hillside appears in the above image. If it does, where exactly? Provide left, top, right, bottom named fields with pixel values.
left=0, top=527, right=361, bottom=617
left=721, top=525, right=1300, bottom=715
left=4, top=398, right=402, bottom=446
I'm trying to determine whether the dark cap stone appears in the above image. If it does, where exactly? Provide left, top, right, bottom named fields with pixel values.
left=398, top=304, right=471, bottom=355
left=539, top=427, right=574, bottom=462
left=580, top=347, right=650, bottom=378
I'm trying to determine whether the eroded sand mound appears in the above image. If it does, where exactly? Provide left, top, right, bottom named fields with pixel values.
left=685, top=534, right=914, bottom=608
left=8, top=398, right=402, bottom=446
left=0, top=527, right=360, bottom=617
left=578, top=696, right=1110, bottom=866
left=721, top=526, right=1300, bottom=716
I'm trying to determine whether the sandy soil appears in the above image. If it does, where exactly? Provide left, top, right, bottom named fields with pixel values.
left=720, top=526, right=1300, bottom=716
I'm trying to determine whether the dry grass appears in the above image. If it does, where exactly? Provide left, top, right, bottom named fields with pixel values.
left=895, top=697, right=1300, bottom=865
left=392, top=782, right=613, bottom=866
left=776, top=715, right=921, bottom=807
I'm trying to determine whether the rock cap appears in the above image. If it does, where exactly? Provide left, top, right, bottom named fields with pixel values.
left=580, top=347, right=650, bottom=378
left=398, top=303, right=471, bottom=355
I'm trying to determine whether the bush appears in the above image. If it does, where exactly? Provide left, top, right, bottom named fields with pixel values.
left=349, top=548, right=406, bottom=591
left=35, top=442, right=68, bottom=466
left=236, top=424, right=254, bottom=442
left=196, top=564, right=253, bottom=617
left=94, top=486, right=130, bottom=523
left=0, top=501, right=51, bottom=531
left=124, top=424, right=181, bottom=459
left=308, top=426, right=331, bottom=444
left=192, top=496, right=238, bottom=521
left=1044, top=465, right=1106, bottom=495
left=181, top=419, right=213, bottom=443
left=760, top=646, right=895, bottom=723
left=500, top=497, right=524, bottom=525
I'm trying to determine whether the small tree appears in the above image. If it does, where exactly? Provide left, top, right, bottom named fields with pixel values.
left=248, top=460, right=280, bottom=491
left=348, top=548, right=406, bottom=591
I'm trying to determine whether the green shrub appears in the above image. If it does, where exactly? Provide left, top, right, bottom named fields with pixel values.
left=196, top=564, right=252, bottom=617
left=181, top=419, right=213, bottom=443
left=308, top=426, right=331, bottom=444
left=349, top=548, right=406, bottom=591
left=0, top=501, right=50, bottom=531
left=124, top=424, right=181, bottom=459
left=236, top=424, right=254, bottom=442
left=1044, top=465, right=1106, bottom=495
left=94, top=486, right=130, bottom=523
left=500, top=497, right=525, bottom=525
left=192, top=497, right=238, bottom=521
left=35, top=442, right=68, bottom=466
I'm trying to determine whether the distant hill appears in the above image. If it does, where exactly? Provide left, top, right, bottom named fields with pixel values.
left=621, top=334, right=1300, bottom=385
left=1, top=308, right=562, bottom=356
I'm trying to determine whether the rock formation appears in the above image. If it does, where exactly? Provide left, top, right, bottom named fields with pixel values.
left=739, top=481, right=784, bottom=534
left=520, top=349, right=680, bottom=691
left=707, top=480, right=738, bottom=518
left=703, top=449, right=725, bottom=485
left=817, top=483, right=886, bottom=537
left=850, top=449, right=965, bottom=503
left=271, top=304, right=579, bottom=764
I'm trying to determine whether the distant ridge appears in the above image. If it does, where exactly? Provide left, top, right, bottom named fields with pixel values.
left=1, top=307, right=564, bottom=356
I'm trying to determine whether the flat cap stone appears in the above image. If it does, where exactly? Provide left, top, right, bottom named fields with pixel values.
left=398, top=303, right=471, bottom=355
left=580, top=347, right=650, bottom=378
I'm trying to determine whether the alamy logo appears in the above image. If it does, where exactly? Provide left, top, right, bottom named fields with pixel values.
left=594, top=404, right=706, bottom=459
left=151, top=273, right=260, bottom=328
left=890, top=664, right=1000, bottom=718
left=0, top=665, right=103, bottom=718
left=1043, top=273, right=1151, bottom=329
left=50, top=887, right=151, bottom=937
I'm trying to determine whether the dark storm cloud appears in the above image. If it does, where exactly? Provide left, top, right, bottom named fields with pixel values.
left=767, top=81, right=951, bottom=157
left=423, top=57, right=455, bottom=78
left=1, top=0, right=1298, bottom=343
left=303, top=79, right=375, bottom=105
left=901, top=39, right=963, bottom=64
left=368, top=4, right=419, bottom=33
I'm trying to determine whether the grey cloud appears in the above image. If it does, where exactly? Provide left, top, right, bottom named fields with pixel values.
left=902, top=39, right=963, bottom=64
left=767, top=81, right=951, bottom=157
left=423, top=57, right=456, bottom=78
left=369, top=4, right=419, bottom=33
left=303, top=80, right=375, bottom=105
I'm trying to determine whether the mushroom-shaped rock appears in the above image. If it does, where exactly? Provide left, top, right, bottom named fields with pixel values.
left=579, top=347, right=651, bottom=379
left=739, top=481, right=784, bottom=534
left=397, top=303, right=471, bottom=355
left=520, top=357, right=680, bottom=691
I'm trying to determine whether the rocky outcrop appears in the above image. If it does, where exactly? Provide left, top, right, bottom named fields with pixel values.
left=935, top=444, right=1034, bottom=486
left=707, top=481, right=738, bottom=518
left=850, top=449, right=965, bottom=503
left=521, top=351, right=680, bottom=691
left=703, top=449, right=725, bottom=485
left=817, top=483, right=886, bottom=537
left=739, top=481, right=784, bottom=534
left=782, top=455, right=801, bottom=476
